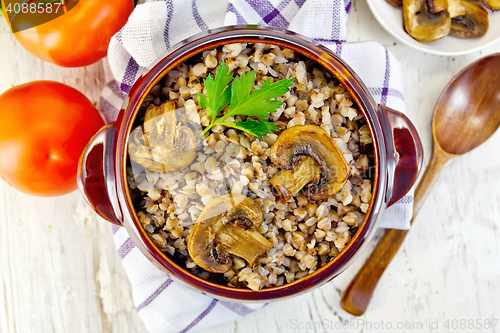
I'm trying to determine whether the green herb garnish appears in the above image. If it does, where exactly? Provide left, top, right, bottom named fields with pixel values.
left=197, top=61, right=294, bottom=138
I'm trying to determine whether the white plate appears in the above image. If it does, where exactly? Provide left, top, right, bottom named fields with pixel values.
left=366, top=0, right=500, bottom=56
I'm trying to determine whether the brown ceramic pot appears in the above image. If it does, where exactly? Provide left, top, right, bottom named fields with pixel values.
left=78, top=26, right=423, bottom=301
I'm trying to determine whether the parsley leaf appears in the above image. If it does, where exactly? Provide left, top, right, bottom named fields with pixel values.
left=197, top=61, right=233, bottom=122
left=197, top=61, right=293, bottom=138
left=225, top=119, right=279, bottom=138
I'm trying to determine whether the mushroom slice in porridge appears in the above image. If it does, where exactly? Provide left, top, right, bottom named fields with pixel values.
left=128, top=100, right=197, bottom=173
left=269, top=124, right=350, bottom=202
left=188, top=193, right=272, bottom=273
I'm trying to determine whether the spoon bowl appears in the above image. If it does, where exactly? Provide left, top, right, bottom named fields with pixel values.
left=433, top=54, right=500, bottom=155
left=341, top=53, right=500, bottom=316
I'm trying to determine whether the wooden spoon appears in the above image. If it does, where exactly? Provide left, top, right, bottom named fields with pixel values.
left=341, top=53, right=500, bottom=316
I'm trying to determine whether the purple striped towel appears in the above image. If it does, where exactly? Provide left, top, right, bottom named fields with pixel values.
left=102, top=0, right=414, bottom=332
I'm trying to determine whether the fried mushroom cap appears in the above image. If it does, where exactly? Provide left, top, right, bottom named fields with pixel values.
left=187, top=194, right=272, bottom=273
left=426, top=0, right=448, bottom=14
left=447, top=0, right=466, bottom=18
left=269, top=125, right=349, bottom=203
left=482, top=0, right=500, bottom=11
left=128, top=100, right=197, bottom=173
left=450, top=0, right=489, bottom=38
left=403, top=0, right=451, bottom=43
left=426, top=0, right=466, bottom=16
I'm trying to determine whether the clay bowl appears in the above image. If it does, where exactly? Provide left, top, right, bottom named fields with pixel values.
left=78, top=25, right=423, bottom=301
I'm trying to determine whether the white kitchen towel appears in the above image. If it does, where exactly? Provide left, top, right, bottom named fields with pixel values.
left=102, top=1, right=414, bottom=332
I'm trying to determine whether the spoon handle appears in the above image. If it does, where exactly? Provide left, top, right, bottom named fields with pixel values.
left=411, top=146, right=454, bottom=219
left=340, top=147, right=454, bottom=316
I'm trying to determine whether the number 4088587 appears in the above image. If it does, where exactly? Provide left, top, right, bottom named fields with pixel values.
left=4, top=2, right=64, bottom=14
left=444, top=319, right=498, bottom=330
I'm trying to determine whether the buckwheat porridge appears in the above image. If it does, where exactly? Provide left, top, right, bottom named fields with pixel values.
left=126, top=42, right=374, bottom=291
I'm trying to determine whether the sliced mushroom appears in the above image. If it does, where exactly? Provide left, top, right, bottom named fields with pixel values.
left=128, top=100, right=197, bottom=173
left=447, top=0, right=466, bottom=18
left=450, top=1, right=489, bottom=38
left=482, top=0, right=500, bottom=11
left=270, top=156, right=321, bottom=203
left=403, top=0, right=451, bottom=43
left=187, top=194, right=272, bottom=273
left=427, top=0, right=448, bottom=14
left=269, top=125, right=349, bottom=203
left=426, top=0, right=467, bottom=27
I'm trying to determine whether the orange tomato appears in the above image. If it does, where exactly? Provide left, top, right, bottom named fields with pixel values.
left=8, top=0, right=134, bottom=67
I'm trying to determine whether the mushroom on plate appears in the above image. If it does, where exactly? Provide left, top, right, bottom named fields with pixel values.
left=450, top=0, right=489, bottom=38
left=403, top=0, right=451, bottom=43
left=446, top=0, right=467, bottom=17
left=387, top=0, right=490, bottom=42
left=269, top=125, right=349, bottom=203
left=128, top=100, right=197, bottom=173
left=427, top=0, right=466, bottom=17
left=482, top=0, right=500, bottom=11
left=426, top=0, right=448, bottom=13
left=187, top=194, right=272, bottom=273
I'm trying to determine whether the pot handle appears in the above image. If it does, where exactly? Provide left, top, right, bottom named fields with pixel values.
left=77, top=123, right=122, bottom=226
left=380, top=105, right=424, bottom=206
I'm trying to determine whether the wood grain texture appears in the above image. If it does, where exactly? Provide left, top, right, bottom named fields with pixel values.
left=340, top=145, right=453, bottom=316
left=1, top=0, right=500, bottom=332
left=0, top=19, right=147, bottom=333
left=340, top=53, right=500, bottom=314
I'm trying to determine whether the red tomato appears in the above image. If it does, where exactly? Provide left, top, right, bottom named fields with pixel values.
left=8, top=0, right=134, bottom=67
left=0, top=81, right=105, bottom=196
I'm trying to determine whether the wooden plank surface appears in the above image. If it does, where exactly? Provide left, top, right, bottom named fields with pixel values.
left=1, top=1, right=500, bottom=332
